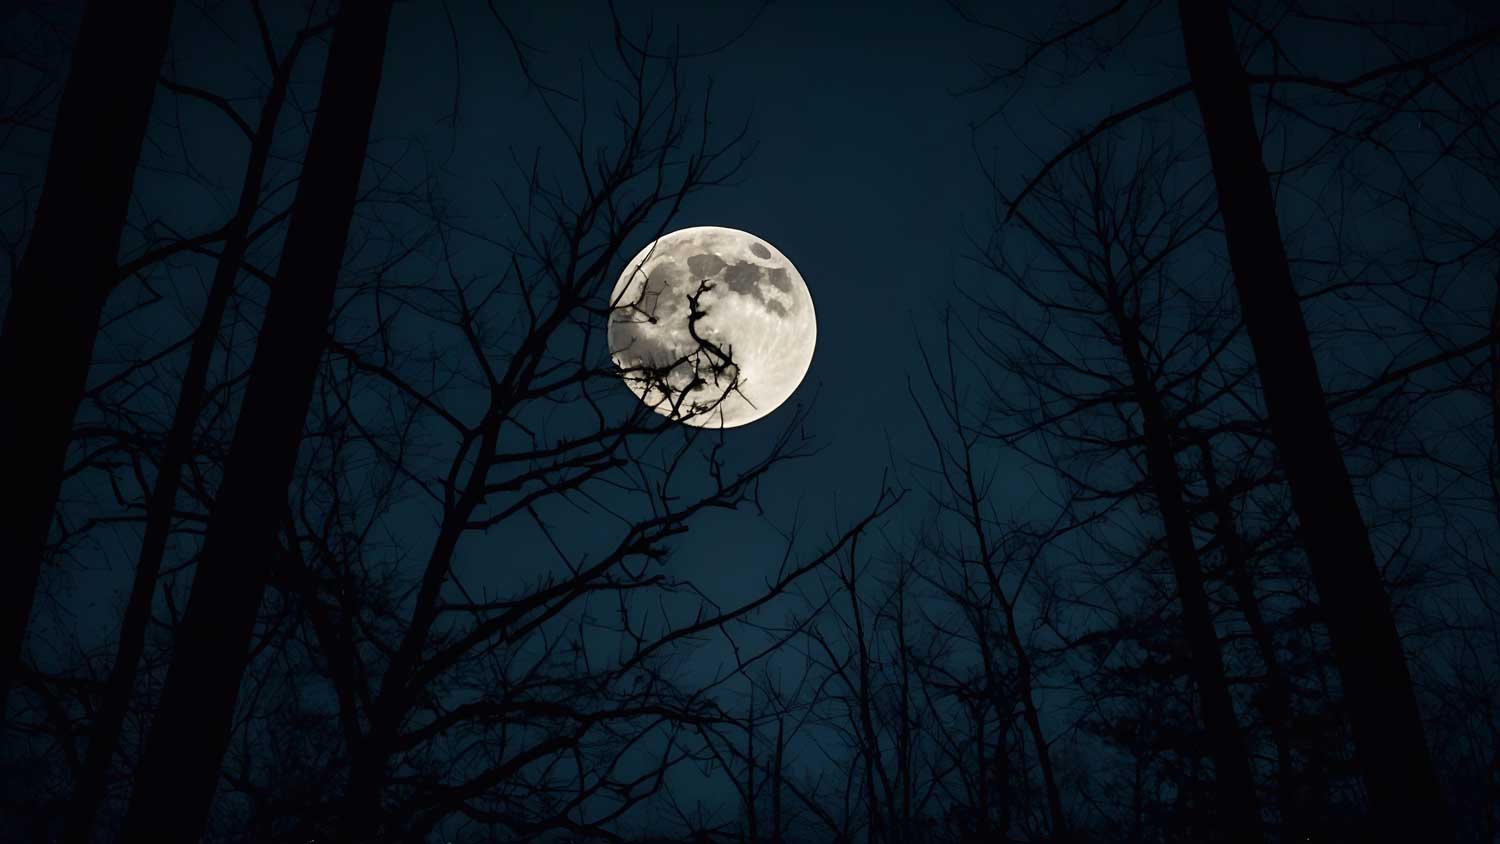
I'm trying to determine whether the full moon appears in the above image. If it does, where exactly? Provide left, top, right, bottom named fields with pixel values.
left=608, top=226, right=816, bottom=428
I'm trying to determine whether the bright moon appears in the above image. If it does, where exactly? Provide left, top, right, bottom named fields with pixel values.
left=608, top=226, right=816, bottom=428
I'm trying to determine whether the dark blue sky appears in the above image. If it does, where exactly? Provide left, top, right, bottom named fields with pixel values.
left=370, top=0, right=1014, bottom=609
left=36, top=0, right=1177, bottom=647
left=387, top=0, right=995, bottom=479
left=15, top=2, right=1499, bottom=838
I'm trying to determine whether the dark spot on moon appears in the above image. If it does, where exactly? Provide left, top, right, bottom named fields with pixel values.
left=686, top=253, right=727, bottom=278
left=724, top=261, right=789, bottom=317
left=766, top=267, right=792, bottom=293
left=749, top=242, right=772, bottom=259
left=682, top=252, right=792, bottom=317
left=722, top=261, right=761, bottom=297
left=611, top=320, right=677, bottom=369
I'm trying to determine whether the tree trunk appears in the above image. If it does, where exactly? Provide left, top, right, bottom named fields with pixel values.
left=0, top=0, right=174, bottom=721
left=1199, top=445, right=1303, bottom=836
left=118, top=3, right=393, bottom=840
left=1176, top=1, right=1451, bottom=837
left=992, top=712, right=1011, bottom=841
left=848, top=549, right=885, bottom=844
left=746, top=694, right=759, bottom=844
left=957, top=429, right=1069, bottom=839
left=976, top=553, right=1066, bottom=838
left=1114, top=304, right=1264, bottom=842
left=340, top=497, right=482, bottom=840
left=894, top=582, right=912, bottom=838
left=771, top=716, right=785, bottom=844
left=60, top=32, right=304, bottom=842
left=1001, top=588, right=1068, bottom=840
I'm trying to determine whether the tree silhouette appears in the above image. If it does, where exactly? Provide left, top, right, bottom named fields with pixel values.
left=60, top=15, right=328, bottom=841
left=966, top=135, right=1265, bottom=840
left=955, top=2, right=1500, bottom=838
left=120, top=3, right=395, bottom=839
left=912, top=335, right=1070, bottom=841
left=0, top=0, right=174, bottom=724
left=6, top=3, right=1500, bottom=842
left=1176, top=2, right=1448, bottom=836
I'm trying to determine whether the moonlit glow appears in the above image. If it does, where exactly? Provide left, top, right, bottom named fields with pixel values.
left=608, top=226, right=817, bottom=428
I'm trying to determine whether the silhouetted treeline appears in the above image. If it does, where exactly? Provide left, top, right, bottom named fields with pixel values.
left=1, top=2, right=1498, bottom=843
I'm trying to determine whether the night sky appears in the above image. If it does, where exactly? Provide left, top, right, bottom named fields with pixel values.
left=351, top=0, right=1099, bottom=609
left=76, top=0, right=1275, bottom=638
left=78, top=0, right=1023, bottom=636
left=6, top=1, right=1499, bottom=841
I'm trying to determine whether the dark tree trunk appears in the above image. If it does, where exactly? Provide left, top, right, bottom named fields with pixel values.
left=60, top=33, right=305, bottom=842
left=119, top=3, right=393, bottom=840
left=1199, top=445, right=1303, bottom=835
left=992, top=713, right=1011, bottom=841
left=1002, top=587, right=1068, bottom=840
left=340, top=504, right=480, bottom=840
left=771, top=716, right=785, bottom=844
left=1176, top=1, right=1451, bottom=838
left=976, top=544, right=1066, bottom=837
left=953, top=418, right=1069, bottom=839
left=847, top=550, right=885, bottom=844
left=0, top=0, right=174, bottom=721
left=1114, top=305, right=1264, bottom=842
left=746, top=694, right=759, bottom=844
left=971, top=653, right=994, bottom=842
left=894, top=583, right=912, bottom=838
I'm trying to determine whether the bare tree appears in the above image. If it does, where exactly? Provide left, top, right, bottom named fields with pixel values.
left=76, top=15, right=904, bottom=842
left=966, top=133, right=1265, bottom=840
left=1175, top=2, right=1450, bottom=836
left=954, top=3, right=1500, bottom=837
left=776, top=532, right=941, bottom=844
left=0, top=0, right=174, bottom=721
left=120, top=3, right=395, bottom=839
left=911, top=335, right=1071, bottom=841
left=60, top=14, right=328, bottom=841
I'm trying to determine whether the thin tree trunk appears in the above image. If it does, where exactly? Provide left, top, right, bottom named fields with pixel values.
left=60, top=31, right=308, bottom=841
left=1487, top=270, right=1500, bottom=529
left=0, top=0, right=174, bottom=720
left=848, top=546, right=885, bottom=844
left=993, top=712, right=1011, bottom=841
left=1002, top=589, right=1068, bottom=840
left=119, top=4, right=393, bottom=840
left=1114, top=304, right=1264, bottom=842
left=341, top=495, right=484, bottom=839
left=771, top=716, right=785, bottom=844
left=1176, top=1, right=1450, bottom=837
left=972, top=646, right=993, bottom=842
left=746, top=694, right=759, bottom=844
left=978, top=566, right=1067, bottom=838
left=1199, top=445, right=1302, bottom=835
left=894, top=582, right=912, bottom=838
left=959, top=440, right=1069, bottom=839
